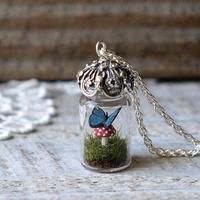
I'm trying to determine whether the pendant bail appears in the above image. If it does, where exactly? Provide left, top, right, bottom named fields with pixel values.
left=96, top=41, right=107, bottom=59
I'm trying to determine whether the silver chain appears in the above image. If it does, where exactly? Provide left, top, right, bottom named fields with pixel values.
left=132, top=75, right=200, bottom=157
left=96, top=41, right=200, bottom=157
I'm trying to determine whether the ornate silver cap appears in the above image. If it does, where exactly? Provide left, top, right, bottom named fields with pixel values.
left=76, top=42, right=135, bottom=98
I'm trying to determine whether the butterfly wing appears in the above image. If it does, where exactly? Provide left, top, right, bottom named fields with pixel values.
left=104, top=107, right=121, bottom=128
left=89, top=107, right=107, bottom=128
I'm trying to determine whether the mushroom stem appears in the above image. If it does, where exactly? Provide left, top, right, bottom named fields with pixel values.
left=101, top=137, right=108, bottom=146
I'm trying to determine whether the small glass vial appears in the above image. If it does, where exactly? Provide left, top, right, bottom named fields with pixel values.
left=77, top=42, right=135, bottom=172
left=79, top=94, right=132, bottom=172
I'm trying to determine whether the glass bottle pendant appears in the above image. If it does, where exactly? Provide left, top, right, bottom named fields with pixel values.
left=79, top=94, right=132, bottom=172
left=77, top=42, right=134, bottom=172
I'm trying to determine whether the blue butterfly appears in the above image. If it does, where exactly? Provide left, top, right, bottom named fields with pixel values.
left=89, top=107, right=121, bottom=128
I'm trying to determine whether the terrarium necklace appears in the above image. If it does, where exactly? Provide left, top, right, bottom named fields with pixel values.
left=77, top=41, right=200, bottom=173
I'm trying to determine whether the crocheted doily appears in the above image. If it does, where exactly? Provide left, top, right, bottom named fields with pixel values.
left=0, top=79, right=56, bottom=140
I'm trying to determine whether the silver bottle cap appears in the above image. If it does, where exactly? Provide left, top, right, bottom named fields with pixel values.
left=77, top=42, right=135, bottom=98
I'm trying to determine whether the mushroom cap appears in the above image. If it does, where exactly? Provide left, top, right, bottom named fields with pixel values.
left=94, top=125, right=116, bottom=138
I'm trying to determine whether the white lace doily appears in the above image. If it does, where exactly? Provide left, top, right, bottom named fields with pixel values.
left=0, top=79, right=56, bottom=140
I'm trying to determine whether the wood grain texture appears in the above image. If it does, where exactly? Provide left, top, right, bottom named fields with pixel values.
left=0, top=81, right=200, bottom=199
left=0, top=0, right=199, bottom=80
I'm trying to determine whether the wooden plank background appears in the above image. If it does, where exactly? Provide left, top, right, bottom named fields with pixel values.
left=0, top=0, right=200, bottom=80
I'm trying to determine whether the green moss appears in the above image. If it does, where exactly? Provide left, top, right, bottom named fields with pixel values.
left=84, top=134, right=128, bottom=168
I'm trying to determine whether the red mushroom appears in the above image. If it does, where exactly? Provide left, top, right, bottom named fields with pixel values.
left=94, top=125, right=116, bottom=146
